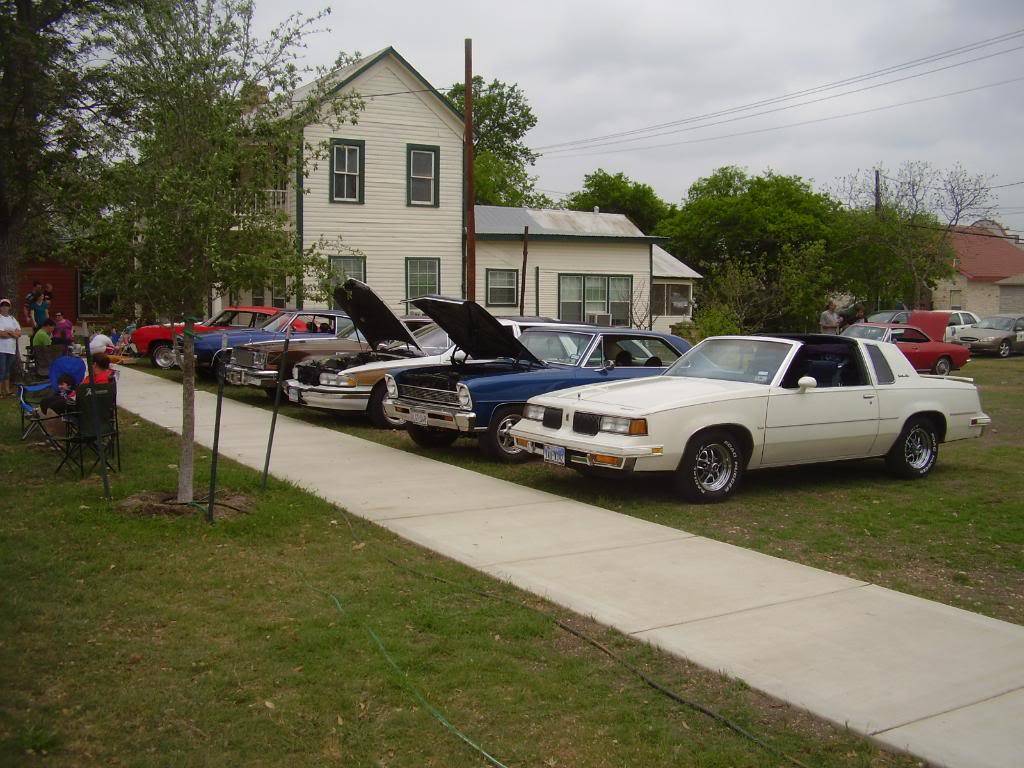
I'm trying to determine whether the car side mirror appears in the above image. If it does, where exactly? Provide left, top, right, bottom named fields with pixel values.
left=451, top=349, right=468, bottom=364
left=797, top=376, right=817, bottom=392
left=602, top=359, right=616, bottom=370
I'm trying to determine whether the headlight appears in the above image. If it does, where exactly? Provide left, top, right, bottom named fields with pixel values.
left=523, top=404, right=545, bottom=421
left=599, top=416, right=648, bottom=436
left=384, top=374, right=398, bottom=398
left=320, top=372, right=355, bottom=387
left=292, top=365, right=300, bottom=379
left=456, top=383, right=472, bottom=409
left=252, top=351, right=268, bottom=369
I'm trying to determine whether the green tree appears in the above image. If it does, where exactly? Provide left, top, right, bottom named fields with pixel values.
left=0, top=1, right=115, bottom=301
left=563, top=169, right=672, bottom=234
left=83, top=0, right=362, bottom=503
left=446, top=76, right=550, bottom=207
left=659, top=167, right=840, bottom=332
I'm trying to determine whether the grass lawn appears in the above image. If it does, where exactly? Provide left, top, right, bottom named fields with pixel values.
left=142, top=355, right=1024, bottom=625
left=0, top=397, right=916, bottom=766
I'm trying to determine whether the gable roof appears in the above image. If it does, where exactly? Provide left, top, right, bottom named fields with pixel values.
left=652, top=245, right=701, bottom=279
left=293, top=46, right=462, bottom=122
left=996, top=272, right=1024, bottom=286
left=949, top=226, right=1024, bottom=282
left=474, top=205, right=666, bottom=243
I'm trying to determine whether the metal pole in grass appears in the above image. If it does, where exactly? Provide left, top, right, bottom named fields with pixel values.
left=207, top=333, right=228, bottom=523
left=261, top=324, right=291, bottom=490
left=84, top=344, right=111, bottom=500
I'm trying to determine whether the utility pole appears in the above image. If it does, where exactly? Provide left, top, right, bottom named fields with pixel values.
left=464, top=38, right=476, bottom=301
left=874, top=169, right=882, bottom=216
left=519, top=226, right=529, bottom=315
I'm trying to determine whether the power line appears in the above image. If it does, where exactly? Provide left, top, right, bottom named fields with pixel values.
left=539, top=42, right=1024, bottom=156
left=880, top=174, right=1024, bottom=192
left=532, top=28, right=1024, bottom=152
left=539, top=75, right=1024, bottom=160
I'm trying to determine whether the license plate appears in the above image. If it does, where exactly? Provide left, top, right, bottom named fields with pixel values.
left=286, top=387, right=299, bottom=403
left=226, top=372, right=242, bottom=385
left=242, top=373, right=261, bottom=386
left=543, top=445, right=566, bottom=466
left=410, top=408, right=428, bottom=426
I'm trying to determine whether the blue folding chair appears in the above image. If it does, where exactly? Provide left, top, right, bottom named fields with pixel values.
left=18, top=355, right=87, bottom=442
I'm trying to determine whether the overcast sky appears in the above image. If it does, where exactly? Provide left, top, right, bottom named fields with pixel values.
left=254, top=0, right=1024, bottom=227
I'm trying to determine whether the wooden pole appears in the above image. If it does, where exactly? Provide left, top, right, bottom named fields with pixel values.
left=519, top=226, right=529, bottom=316
left=464, top=38, right=476, bottom=301
left=874, top=169, right=882, bottom=216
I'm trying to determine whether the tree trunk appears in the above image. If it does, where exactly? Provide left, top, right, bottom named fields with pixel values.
left=0, top=229, right=20, bottom=307
left=177, top=318, right=195, bottom=503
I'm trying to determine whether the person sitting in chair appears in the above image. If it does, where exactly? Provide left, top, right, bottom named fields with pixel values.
left=88, top=353, right=114, bottom=385
left=32, top=318, right=55, bottom=347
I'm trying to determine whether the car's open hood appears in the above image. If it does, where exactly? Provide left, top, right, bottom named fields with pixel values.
left=333, top=280, right=420, bottom=350
left=411, top=296, right=542, bottom=365
left=908, top=310, right=949, bottom=342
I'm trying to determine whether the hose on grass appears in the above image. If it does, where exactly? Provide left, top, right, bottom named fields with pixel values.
left=337, top=507, right=815, bottom=768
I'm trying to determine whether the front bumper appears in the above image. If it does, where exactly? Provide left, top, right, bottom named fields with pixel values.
left=384, top=398, right=477, bottom=432
left=224, top=364, right=278, bottom=387
left=283, top=380, right=371, bottom=411
left=510, top=419, right=664, bottom=471
left=958, top=339, right=1002, bottom=352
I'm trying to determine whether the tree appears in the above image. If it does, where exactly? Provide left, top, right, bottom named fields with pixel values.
left=658, top=167, right=840, bottom=331
left=446, top=76, right=550, bottom=207
left=562, top=169, right=673, bottom=234
left=0, top=1, right=115, bottom=300
left=83, top=0, right=362, bottom=503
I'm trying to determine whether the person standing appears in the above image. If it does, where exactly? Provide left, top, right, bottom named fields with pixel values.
left=819, top=301, right=841, bottom=334
left=28, top=291, right=50, bottom=333
left=23, top=280, right=42, bottom=326
left=52, top=311, right=74, bottom=345
left=0, top=298, right=23, bottom=398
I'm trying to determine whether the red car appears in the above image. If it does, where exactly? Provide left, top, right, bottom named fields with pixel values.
left=842, top=314, right=971, bottom=376
left=129, top=306, right=281, bottom=369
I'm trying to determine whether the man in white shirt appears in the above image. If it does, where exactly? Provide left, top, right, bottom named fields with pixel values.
left=819, top=301, right=841, bottom=334
left=89, top=332, right=113, bottom=355
left=0, top=298, right=24, bottom=398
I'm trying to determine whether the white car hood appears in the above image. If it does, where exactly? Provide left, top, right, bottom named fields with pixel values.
left=342, top=351, right=450, bottom=376
left=544, top=376, right=765, bottom=413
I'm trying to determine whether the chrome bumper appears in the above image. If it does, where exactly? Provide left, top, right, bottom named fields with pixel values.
left=384, top=398, right=477, bottom=432
left=283, top=380, right=371, bottom=411
left=510, top=420, right=664, bottom=470
left=224, top=364, right=278, bottom=387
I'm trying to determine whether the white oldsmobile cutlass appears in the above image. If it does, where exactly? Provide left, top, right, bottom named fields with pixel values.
left=510, top=334, right=991, bottom=503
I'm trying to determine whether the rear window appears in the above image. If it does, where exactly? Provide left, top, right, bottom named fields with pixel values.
left=867, top=344, right=895, bottom=385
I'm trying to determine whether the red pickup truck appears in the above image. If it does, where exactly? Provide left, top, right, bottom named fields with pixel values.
left=128, top=306, right=282, bottom=369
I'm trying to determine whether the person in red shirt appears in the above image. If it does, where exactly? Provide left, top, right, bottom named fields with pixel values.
left=88, top=352, right=114, bottom=384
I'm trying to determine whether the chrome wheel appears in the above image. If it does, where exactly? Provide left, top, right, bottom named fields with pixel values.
left=694, top=442, right=734, bottom=492
left=999, top=341, right=1011, bottom=358
left=904, top=426, right=934, bottom=470
left=496, top=414, right=521, bottom=455
left=933, top=357, right=951, bottom=376
left=152, top=344, right=176, bottom=369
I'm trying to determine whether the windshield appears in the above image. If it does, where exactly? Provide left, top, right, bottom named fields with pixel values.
left=976, top=317, right=1014, bottom=331
left=519, top=330, right=595, bottom=365
left=842, top=325, right=887, bottom=341
left=666, top=338, right=792, bottom=384
left=389, top=322, right=451, bottom=355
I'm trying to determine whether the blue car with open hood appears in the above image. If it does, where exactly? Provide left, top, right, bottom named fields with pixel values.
left=383, top=296, right=690, bottom=462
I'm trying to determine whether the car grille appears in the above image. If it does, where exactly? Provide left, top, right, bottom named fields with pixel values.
left=232, top=348, right=259, bottom=369
left=296, top=365, right=321, bottom=386
left=573, top=412, right=601, bottom=436
left=959, top=336, right=979, bottom=342
left=397, top=384, right=459, bottom=406
left=542, top=407, right=563, bottom=429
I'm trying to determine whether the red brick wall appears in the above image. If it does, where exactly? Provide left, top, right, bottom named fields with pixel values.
left=17, top=262, right=79, bottom=325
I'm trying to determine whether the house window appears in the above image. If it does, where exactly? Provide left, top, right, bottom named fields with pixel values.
left=406, top=258, right=440, bottom=304
left=486, top=269, right=518, bottom=307
left=652, top=282, right=692, bottom=316
left=559, top=274, right=633, bottom=325
left=250, top=286, right=265, bottom=306
left=330, top=256, right=367, bottom=309
left=331, top=139, right=364, bottom=203
left=77, top=271, right=116, bottom=316
left=407, top=145, right=439, bottom=206
left=949, top=289, right=962, bottom=310
left=271, top=280, right=288, bottom=309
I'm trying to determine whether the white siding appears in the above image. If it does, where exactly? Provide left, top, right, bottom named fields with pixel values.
left=474, top=239, right=651, bottom=323
left=299, top=55, right=464, bottom=313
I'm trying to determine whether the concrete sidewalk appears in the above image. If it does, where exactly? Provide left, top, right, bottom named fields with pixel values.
left=115, top=367, right=1024, bottom=768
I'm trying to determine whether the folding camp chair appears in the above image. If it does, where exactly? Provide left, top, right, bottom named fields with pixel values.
left=55, top=382, right=120, bottom=478
left=25, top=344, right=65, bottom=380
left=18, top=355, right=88, bottom=443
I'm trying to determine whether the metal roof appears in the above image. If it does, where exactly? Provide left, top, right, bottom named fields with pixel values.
left=652, top=245, right=702, bottom=279
left=474, top=205, right=664, bottom=242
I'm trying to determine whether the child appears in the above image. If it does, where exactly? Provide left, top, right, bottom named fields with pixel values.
left=41, top=373, right=78, bottom=416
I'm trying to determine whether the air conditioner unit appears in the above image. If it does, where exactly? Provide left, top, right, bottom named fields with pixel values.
left=586, top=313, right=613, bottom=326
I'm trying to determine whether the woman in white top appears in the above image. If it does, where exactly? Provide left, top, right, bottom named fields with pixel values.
left=0, top=298, right=25, bottom=397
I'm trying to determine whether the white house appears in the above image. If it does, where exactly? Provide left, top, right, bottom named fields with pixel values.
left=650, top=244, right=701, bottom=332
left=231, top=47, right=465, bottom=314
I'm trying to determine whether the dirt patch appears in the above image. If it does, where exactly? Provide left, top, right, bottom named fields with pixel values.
left=117, top=491, right=253, bottom=520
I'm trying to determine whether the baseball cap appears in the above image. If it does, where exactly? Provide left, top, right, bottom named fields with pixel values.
left=0, top=298, right=11, bottom=307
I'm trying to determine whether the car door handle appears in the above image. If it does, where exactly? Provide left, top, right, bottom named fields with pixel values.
left=863, top=393, right=876, bottom=399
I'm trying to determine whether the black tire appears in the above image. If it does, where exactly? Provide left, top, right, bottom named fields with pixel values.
left=674, top=428, right=744, bottom=503
left=932, top=356, right=952, bottom=376
left=406, top=423, right=459, bottom=448
left=481, top=405, right=529, bottom=463
left=998, top=340, right=1011, bottom=358
left=149, top=341, right=176, bottom=370
left=885, top=415, right=939, bottom=479
left=368, top=381, right=404, bottom=429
